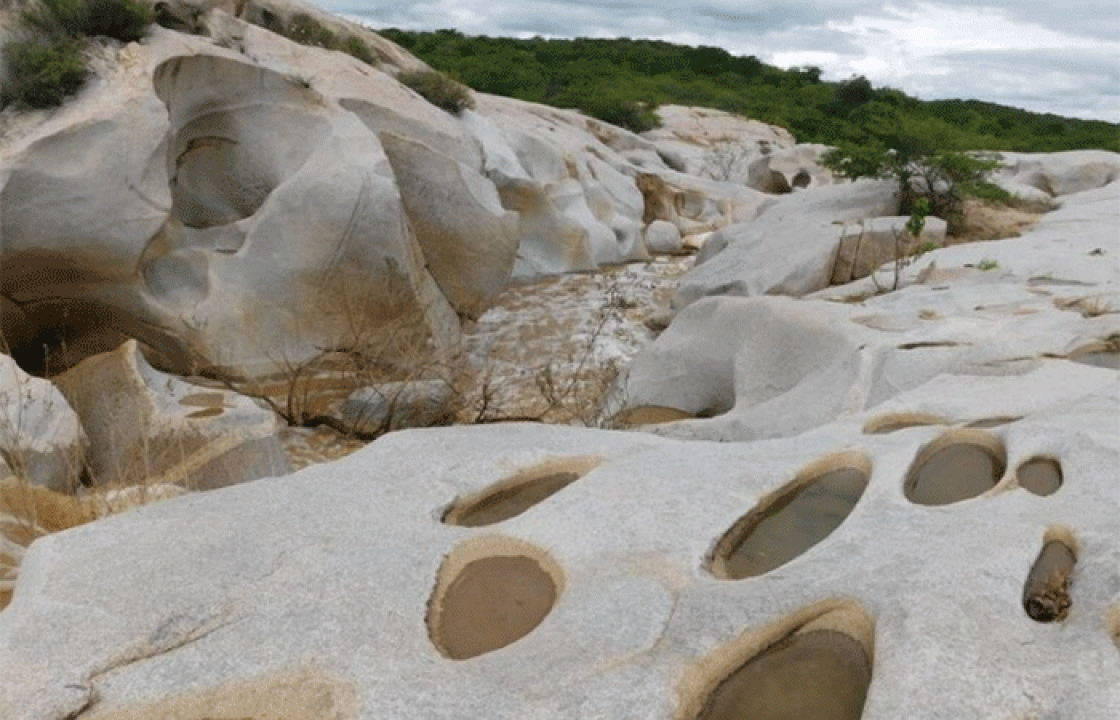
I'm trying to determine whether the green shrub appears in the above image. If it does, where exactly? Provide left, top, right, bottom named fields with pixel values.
left=398, top=70, right=474, bottom=115
left=80, top=0, right=152, bottom=42
left=21, top=0, right=151, bottom=42
left=823, top=143, right=1002, bottom=233
left=284, top=13, right=338, bottom=49
left=342, top=35, right=378, bottom=66
left=20, top=0, right=85, bottom=39
left=1, top=38, right=88, bottom=108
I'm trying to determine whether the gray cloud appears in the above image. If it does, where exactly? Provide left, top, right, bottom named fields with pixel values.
left=326, top=1, right=1120, bottom=122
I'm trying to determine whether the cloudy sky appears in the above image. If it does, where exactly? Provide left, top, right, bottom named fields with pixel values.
left=320, top=1, right=1120, bottom=123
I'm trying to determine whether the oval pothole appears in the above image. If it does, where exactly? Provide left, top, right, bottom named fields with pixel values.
left=428, top=538, right=563, bottom=660
left=708, top=452, right=870, bottom=580
left=614, top=405, right=696, bottom=427
left=1068, top=338, right=1120, bottom=370
left=683, top=602, right=874, bottom=720
left=442, top=457, right=600, bottom=527
left=1023, top=530, right=1077, bottom=623
left=904, top=430, right=1006, bottom=506
left=1017, top=457, right=1063, bottom=496
left=862, top=412, right=947, bottom=435
left=964, top=416, right=1021, bottom=429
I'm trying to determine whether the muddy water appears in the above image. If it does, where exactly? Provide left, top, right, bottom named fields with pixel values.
left=905, top=443, right=1004, bottom=506
left=716, top=468, right=868, bottom=580
left=432, top=555, right=557, bottom=659
left=1023, top=541, right=1076, bottom=622
left=1017, top=458, right=1063, bottom=496
left=1070, top=351, right=1120, bottom=370
left=696, top=630, right=871, bottom=720
left=445, top=472, right=581, bottom=527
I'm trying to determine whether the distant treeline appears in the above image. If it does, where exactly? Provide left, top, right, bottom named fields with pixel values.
left=379, top=29, right=1119, bottom=153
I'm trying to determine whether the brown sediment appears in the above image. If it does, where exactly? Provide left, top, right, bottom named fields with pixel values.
left=678, top=600, right=874, bottom=720
left=442, top=457, right=600, bottom=527
left=614, top=405, right=697, bottom=427
left=80, top=668, right=358, bottom=720
left=1016, top=457, right=1063, bottom=496
left=1023, top=530, right=1078, bottom=623
left=186, top=406, right=225, bottom=419
left=862, top=412, right=947, bottom=435
left=178, top=392, right=227, bottom=407
left=427, top=537, right=563, bottom=660
left=904, top=430, right=1006, bottom=506
left=708, top=452, right=870, bottom=580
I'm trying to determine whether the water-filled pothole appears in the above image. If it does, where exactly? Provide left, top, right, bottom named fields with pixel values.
left=1068, top=337, right=1120, bottom=370
left=1023, top=530, right=1077, bottom=623
left=862, top=412, right=947, bottom=435
left=1016, top=457, right=1063, bottom=496
left=442, top=457, right=599, bottom=527
left=682, top=602, right=873, bottom=720
left=904, top=430, right=1006, bottom=506
left=614, top=405, right=696, bottom=427
left=428, top=539, right=562, bottom=660
left=708, top=453, right=870, bottom=580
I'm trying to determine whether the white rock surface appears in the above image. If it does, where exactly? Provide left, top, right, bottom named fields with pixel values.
left=2, top=401, right=1118, bottom=718
left=628, top=176, right=1118, bottom=442
left=998, top=149, right=1120, bottom=198
left=0, top=355, right=86, bottom=492
left=675, top=179, right=900, bottom=307
left=52, top=341, right=290, bottom=490
left=644, top=220, right=684, bottom=255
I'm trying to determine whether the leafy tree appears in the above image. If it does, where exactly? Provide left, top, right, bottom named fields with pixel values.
left=823, top=141, right=1002, bottom=232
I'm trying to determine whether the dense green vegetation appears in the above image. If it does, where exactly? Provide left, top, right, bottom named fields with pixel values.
left=378, top=29, right=1119, bottom=152
left=254, top=11, right=379, bottom=66
left=1, top=0, right=151, bottom=109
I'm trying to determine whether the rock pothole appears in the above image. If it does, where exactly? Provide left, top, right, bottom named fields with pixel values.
left=427, top=538, right=563, bottom=660
left=442, top=457, right=600, bottom=527
left=1017, top=457, right=1063, bottom=496
left=708, top=452, right=871, bottom=580
left=681, top=601, right=874, bottom=720
left=862, top=412, right=947, bottom=435
left=1023, top=529, right=1077, bottom=623
left=1067, top=337, right=1120, bottom=370
left=904, top=430, right=1007, bottom=506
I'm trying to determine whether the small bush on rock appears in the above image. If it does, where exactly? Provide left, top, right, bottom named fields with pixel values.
left=284, top=12, right=338, bottom=49
left=342, top=35, right=378, bottom=66
left=79, top=0, right=152, bottom=43
left=398, top=70, right=475, bottom=115
left=1, top=38, right=88, bottom=109
left=21, top=0, right=151, bottom=42
left=2, top=0, right=152, bottom=109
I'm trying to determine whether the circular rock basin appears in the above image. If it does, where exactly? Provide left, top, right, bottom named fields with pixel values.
left=614, top=405, right=696, bottom=427
left=709, top=454, right=870, bottom=580
left=695, top=629, right=872, bottom=720
left=1017, top=457, right=1063, bottom=496
left=862, top=412, right=946, bottom=435
left=904, top=431, right=1006, bottom=506
left=443, top=458, right=599, bottom=527
left=429, top=552, right=559, bottom=660
left=964, top=416, right=1021, bottom=429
